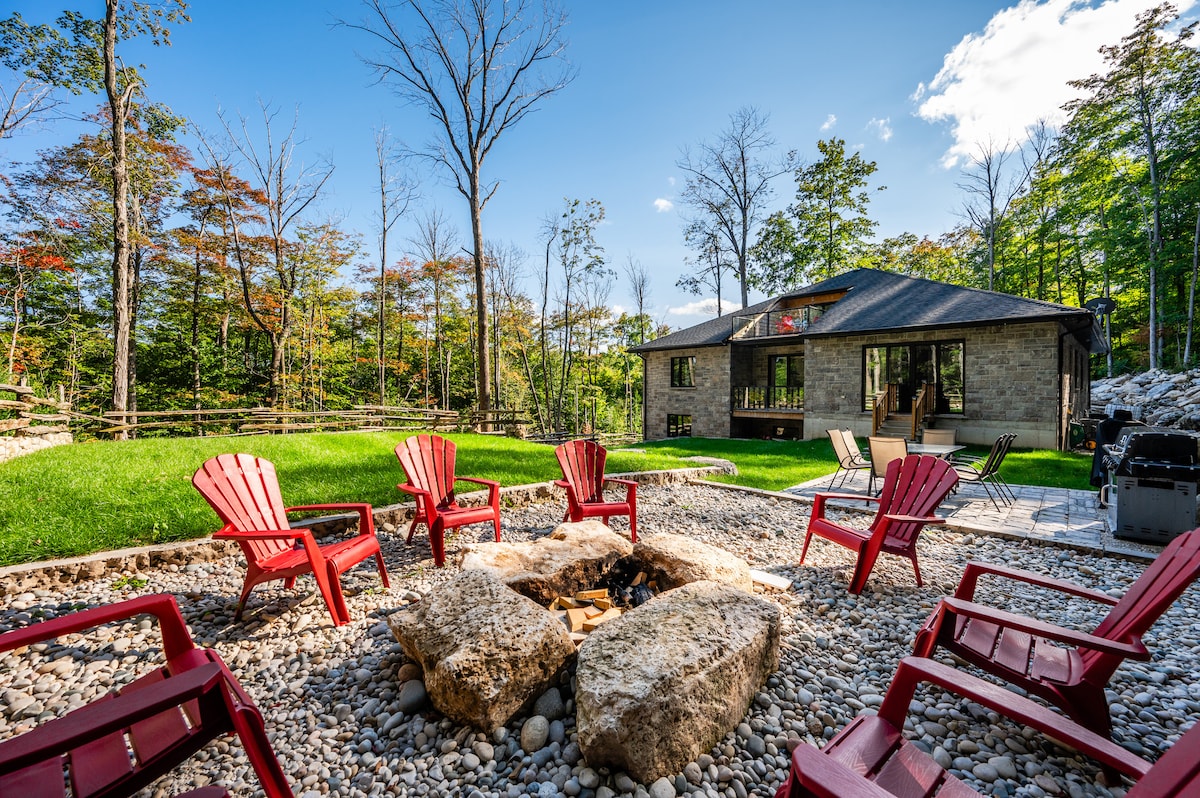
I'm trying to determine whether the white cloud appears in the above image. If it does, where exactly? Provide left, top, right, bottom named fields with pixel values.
left=867, top=117, right=893, bottom=142
left=667, top=176, right=676, bottom=187
left=668, top=298, right=721, bottom=317
left=820, top=114, right=837, bottom=131
left=653, top=198, right=674, bottom=213
left=915, top=0, right=1197, bottom=168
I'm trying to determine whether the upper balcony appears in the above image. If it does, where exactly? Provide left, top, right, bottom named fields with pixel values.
left=730, top=306, right=824, bottom=341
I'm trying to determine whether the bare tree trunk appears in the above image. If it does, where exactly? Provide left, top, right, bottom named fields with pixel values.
left=104, top=0, right=135, bottom=439
left=469, top=173, right=492, bottom=412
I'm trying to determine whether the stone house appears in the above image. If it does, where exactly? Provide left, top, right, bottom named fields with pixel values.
left=631, top=268, right=1101, bottom=450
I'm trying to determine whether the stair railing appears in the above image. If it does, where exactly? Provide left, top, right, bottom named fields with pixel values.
left=910, top=383, right=934, bottom=440
left=871, top=383, right=897, bottom=435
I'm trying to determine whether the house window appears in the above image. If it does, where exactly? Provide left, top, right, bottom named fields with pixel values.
left=671, top=356, right=695, bottom=387
left=667, top=414, right=692, bottom=437
left=863, top=341, right=964, bottom=414
left=769, top=354, right=804, bottom=408
left=770, top=354, right=804, bottom=388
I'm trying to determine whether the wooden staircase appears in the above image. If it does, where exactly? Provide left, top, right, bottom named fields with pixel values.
left=871, top=383, right=936, bottom=440
left=875, top=415, right=918, bottom=440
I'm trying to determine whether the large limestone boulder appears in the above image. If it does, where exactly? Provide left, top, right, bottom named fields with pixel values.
left=459, top=520, right=634, bottom=604
left=575, top=580, right=781, bottom=782
left=633, top=532, right=753, bottom=592
left=387, top=569, right=576, bottom=732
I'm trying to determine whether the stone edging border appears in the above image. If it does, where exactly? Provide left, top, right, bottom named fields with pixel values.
left=0, top=463, right=735, bottom=595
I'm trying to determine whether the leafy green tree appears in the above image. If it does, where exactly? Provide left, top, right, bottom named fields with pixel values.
left=1062, top=2, right=1200, bottom=369
left=751, top=138, right=883, bottom=292
left=748, top=211, right=804, bottom=295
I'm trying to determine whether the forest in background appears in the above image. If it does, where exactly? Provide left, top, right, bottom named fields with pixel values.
left=1, top=2, right=1198, bottom=438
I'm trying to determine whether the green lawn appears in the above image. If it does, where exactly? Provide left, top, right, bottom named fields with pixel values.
left=0, top=431, right=1093, bottom=567
left=638, top=436, right=1093, bottom=493
left=0, top=432, right=691, bottom=567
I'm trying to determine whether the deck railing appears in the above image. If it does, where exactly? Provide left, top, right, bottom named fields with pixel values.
left=731, top=385, right=805, bottom=411
left=730, top=307, right=823, bottom=340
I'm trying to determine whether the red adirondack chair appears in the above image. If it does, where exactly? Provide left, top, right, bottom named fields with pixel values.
left=912, top=526, right=1200, bottom=738
left=775, top=655, right=1200, bottom=798
left=0, top=594, right=292, bottom=798
left=192, top=453, right=389, bottom=627
left=395, top=434, right=502, bottom=567
left=554, top=439, right=638, bottom=542
left=800, top=454, right=959, bottom=594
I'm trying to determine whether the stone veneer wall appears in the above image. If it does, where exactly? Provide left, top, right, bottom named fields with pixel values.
left=642, top=347, right=730, bottom=441
left=803, top=321, right=1072, bottom=449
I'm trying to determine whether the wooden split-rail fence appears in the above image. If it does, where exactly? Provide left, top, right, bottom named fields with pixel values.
left=0, top=383, right=72, bottom=438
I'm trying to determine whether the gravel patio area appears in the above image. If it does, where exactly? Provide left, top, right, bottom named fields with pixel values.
left=2, top=481, right=1197, bottom=798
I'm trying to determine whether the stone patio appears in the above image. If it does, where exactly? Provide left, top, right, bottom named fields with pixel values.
left=781, top=467, right=1162, bottom=560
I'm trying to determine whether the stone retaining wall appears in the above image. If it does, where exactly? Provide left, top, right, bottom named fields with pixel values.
left=0, top=464, right=733, bottom=595
left=0, top=431, right=73, bottom=463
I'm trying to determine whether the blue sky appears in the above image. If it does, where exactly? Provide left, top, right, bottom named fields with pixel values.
left=4, top=0, right=1197, bottom=329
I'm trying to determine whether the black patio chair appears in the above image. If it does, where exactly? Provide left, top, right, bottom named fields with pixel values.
left=952, top=433, right=1016, bottom=511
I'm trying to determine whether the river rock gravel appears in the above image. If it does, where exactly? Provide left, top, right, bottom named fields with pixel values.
left=2, top=482, right=1197, bottom=798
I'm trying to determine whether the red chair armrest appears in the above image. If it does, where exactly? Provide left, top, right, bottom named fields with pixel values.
left=879, top=658, right=1150, bottom=780
left=604, top=477, right=637, bottom=488
left=213, top=529, right=307, bottom=542
left=785, top=743, right=898, bottom=798
left=455, top=476, right=499, bottom=489
left=937, top=597, right=1149, bottom=659
left=396, top=484, right=434, bottom=503
left=0, top=594, right=195, bottom=660
left=286, top=503, right=375, bottom=535
left=814, top=491, right=881, bottom=504
left=553, top=479, right=572, bottom=490
left=604, top=477, right=637, bottom=501
left=955, top=561, right=1120, bottom=605
left=882, top=513, right=948, bottom=526
left=0, top=663, right=226, bottom=776
left=455, top=476, right=501, bottom=501
left=812, top=491, right=880, bottom=517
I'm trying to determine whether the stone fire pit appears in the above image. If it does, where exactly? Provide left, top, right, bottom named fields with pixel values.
left=386, top=521, right=782, bottom=782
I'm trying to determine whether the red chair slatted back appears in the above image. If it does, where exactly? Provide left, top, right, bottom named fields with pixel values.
left=1083, top=527, right=1200, bottom=673
left=873, top=455, right=959, bottom=549
left=556, top=440, right=606, bottom=504
left=192, top=454, right=292, bottom=562
left=396, top=434, right=458, bottom=507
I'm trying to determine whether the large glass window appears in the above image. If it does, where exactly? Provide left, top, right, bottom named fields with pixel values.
left=671, top=356, right=695, bottom=387
left=667, top=414, right=692, bottom=437
left=863, top=341, right=964, bottom=414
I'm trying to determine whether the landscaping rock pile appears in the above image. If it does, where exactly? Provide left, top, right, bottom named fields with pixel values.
left=1091, top=368, right=1200, bottom=429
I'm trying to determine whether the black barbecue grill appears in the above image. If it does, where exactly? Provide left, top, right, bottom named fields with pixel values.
left=1102, top=429, right=1200, bottom=544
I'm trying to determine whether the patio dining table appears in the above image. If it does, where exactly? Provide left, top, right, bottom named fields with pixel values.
left=906, top=443, right=965, bottom=459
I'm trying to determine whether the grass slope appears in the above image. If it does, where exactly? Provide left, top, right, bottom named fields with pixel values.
left=0, top=432, right=690, bottom=567
left=0, top=432, right=1093, bottom=567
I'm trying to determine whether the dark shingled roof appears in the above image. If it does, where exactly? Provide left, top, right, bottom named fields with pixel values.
left=630, top=268, right=1093, bottom=353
